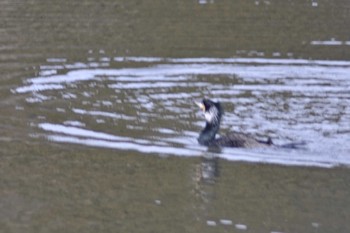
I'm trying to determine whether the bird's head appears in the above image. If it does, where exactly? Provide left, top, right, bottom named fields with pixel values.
left=195, top=99, right=223, bottom=125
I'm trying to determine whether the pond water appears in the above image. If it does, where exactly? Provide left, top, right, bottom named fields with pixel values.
left=1, top=0, right=350, bottom=233
left=13, top=56, right=350, bottom=168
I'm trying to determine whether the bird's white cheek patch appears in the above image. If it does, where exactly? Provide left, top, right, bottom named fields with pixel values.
left=204, top=112, right=214, bottom=122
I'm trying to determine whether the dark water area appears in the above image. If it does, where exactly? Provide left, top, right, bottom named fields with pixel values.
left=1, top=0, right=350, bottom=232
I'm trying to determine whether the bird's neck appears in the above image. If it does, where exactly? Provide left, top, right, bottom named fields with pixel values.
left=198, top=121, right=220, bottom=146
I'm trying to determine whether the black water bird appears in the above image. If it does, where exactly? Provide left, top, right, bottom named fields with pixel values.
left=196, top=99, right=273, bottom=148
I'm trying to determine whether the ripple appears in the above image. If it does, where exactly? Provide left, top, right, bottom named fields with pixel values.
left=15, top=84, right=64, bottom=93
left=40, top=123, right=202, bottom=156
left=14, top=57, right=350, bottom=168
left=72, top=108, right=137, bottom=121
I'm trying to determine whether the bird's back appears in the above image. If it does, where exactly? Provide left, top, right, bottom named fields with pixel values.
left=210, top=132, right=271, bottom=148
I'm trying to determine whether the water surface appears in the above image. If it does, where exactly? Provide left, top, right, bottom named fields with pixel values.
left=1, top=0, right=350, bottom=232
left=13, top=56, right=350, bottom=167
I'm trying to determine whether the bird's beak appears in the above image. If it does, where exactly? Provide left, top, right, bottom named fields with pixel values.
left=195, top=101, right=205, bottom=112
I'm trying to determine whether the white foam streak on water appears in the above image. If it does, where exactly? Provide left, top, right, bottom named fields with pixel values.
left=72, top=108, right=137, bottom=121
left=38, top=122, right=348, bottom=168
left=311, top=40, right=350, bottom=46
left=114, top=56, right=350, bottom=66
left=39, top=123, right=201, bottom=156
left=46, top=58, right=68, bottom=63
left=220, top=148, right=347, bottom=168
left=108, top=82, right=209, bottom=89
left=39, top=123, right=157, bottom=145
left=46, top=134, right=201, bottom=156
left=14, top=62, right=350, bottom=94
left=109, top=75, right=189, bottom=82
left=39, top=123, right=125, bottom=141
left=63, top=121, right=86, bottom=127
left=40, top=128, right=348, bottom=168
left=15, top=84, right=65, bottom=93
left=233, top=84, right=350, bottom=93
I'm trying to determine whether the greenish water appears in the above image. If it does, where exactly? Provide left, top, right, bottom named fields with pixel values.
left=2, top=142, right=350, bottom=232
left=1, top=0, right=350, bottom=232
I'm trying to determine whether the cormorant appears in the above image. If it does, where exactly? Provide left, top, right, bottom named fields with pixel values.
left=196, top=98, right=273, bottom=148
